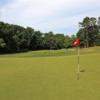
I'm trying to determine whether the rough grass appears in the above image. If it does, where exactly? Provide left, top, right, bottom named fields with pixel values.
left=0, top=46, right=100, bottom=100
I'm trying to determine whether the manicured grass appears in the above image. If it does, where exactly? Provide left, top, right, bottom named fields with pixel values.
left=0, top=46, right=100, bottom=57
left=0, top=47, right=100, bottom=100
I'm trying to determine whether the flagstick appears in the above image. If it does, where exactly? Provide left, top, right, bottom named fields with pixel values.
left=73, top=39, right=80, bottom=80
left=77, top=46, right=80, bottom=80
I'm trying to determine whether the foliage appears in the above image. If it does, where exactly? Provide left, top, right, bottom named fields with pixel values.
left=0, top=16, right=100, bottom=53
left=0, top=22, right=74, bottom=53
left=77, top=17, right=100, bottom=47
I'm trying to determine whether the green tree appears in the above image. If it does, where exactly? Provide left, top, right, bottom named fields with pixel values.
left=78, top=17, right=99, bottom=47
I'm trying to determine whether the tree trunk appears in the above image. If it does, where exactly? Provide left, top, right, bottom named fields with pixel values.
left=84, top=30, right=89, bottom=48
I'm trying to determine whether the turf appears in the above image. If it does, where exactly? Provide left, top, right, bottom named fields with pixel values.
left=0, top=46, right=100, bottom=57
left=0, top=47, right=100, bottom=100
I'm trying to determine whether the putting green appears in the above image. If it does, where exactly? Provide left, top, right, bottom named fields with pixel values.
left=0, top=47, right=100, bottom=100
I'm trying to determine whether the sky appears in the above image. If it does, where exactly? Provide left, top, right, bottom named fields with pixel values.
left=0, top=0, right=100, bottom=35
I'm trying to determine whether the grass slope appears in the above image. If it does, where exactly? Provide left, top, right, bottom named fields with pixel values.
left=0, top=47, right=100, bottom=100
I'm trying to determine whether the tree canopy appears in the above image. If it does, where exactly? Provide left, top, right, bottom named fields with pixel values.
left=77, top=17, right=100, bottom=47
left=0, top=16, right=100, bottom=53
left=0, top=21, right=74, bottom=53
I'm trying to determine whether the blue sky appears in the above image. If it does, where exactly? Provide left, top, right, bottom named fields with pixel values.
left=0, top=0, right=100, bottom=35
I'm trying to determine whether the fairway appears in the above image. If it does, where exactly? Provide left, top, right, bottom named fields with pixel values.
left=0, top=47, right=100, bottom=100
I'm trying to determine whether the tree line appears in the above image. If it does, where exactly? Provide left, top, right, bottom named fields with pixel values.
left=0, top=16, right=100, bottom=53
left=0, top=22, right=76, bottom=53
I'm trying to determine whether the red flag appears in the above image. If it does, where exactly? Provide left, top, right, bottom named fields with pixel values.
left=73, top=39, right=80, bottom=46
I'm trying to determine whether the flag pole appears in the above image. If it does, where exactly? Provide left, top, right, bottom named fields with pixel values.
left=77, top=46, right=80, bottom=80
left=73, top=38, right=80, bottom=80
